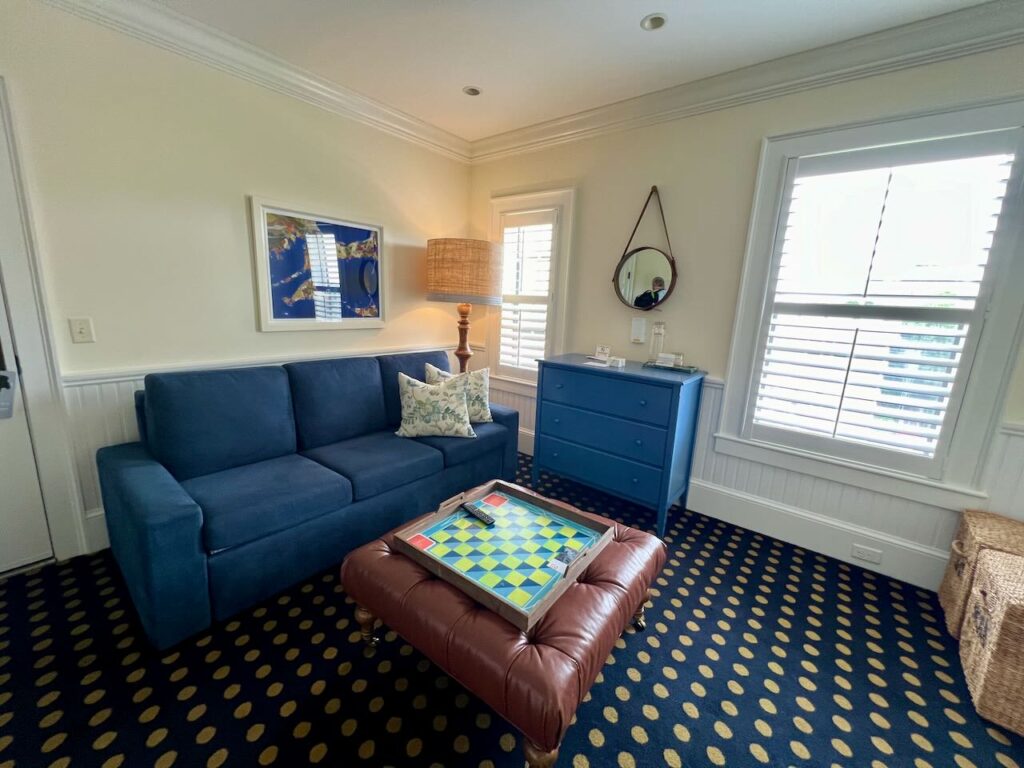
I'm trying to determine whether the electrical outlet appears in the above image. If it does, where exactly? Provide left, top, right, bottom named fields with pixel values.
left=851, top=543, right=883, bottom=565
left=68, top=317, right=96, bottom=344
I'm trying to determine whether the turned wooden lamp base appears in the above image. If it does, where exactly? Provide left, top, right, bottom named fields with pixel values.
left=454, top=302, right=473, bottom=373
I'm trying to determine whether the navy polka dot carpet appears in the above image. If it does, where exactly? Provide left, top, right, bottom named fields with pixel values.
left=0, top=454, right=1021, bottom=767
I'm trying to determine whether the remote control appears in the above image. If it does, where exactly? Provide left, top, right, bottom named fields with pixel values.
left=461, top=502, right=495, bottom=526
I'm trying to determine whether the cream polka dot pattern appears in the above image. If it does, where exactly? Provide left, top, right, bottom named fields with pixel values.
left=0, top=457, right=1019, bottom=766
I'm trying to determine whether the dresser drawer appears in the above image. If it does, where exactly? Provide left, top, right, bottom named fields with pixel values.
left=536, top=437, right=662, bottom=506
left=540, top=402, right=667, bottom=466
left=540, top=367, right=673, bottom=425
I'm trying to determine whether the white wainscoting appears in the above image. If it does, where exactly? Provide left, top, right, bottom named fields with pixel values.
left=982, top=421, right=1024, bottom=521
left=64, top=373, right=146, bottom=551
left=63, top=368, right=1024, bottom=588
left=691, top=382, right=959, bottom=589
left=489, top=378, right=538, bottom=454
left=491, top=377, right=1024, bottom=590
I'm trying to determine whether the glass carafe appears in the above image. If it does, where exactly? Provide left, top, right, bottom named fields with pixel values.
left=650, top=321, right=666, bottom=359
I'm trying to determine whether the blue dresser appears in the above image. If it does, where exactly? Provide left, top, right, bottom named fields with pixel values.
left=532, top=354, right=704, bottom=537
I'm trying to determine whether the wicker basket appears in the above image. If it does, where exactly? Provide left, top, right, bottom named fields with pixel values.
left=938, top=509, right=1024, bottom=638
left=959, top=549, right=1024, bottom=735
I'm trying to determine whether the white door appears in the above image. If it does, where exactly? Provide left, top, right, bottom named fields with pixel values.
left=0, top=276, right=52, bottom=572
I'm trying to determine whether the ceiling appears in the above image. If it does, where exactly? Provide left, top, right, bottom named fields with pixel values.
left=159, top=0, right=993, bottom=142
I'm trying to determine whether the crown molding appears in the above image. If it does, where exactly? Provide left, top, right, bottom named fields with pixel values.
left=471, top=0, right=1024, bottom=162
left=41, top=0, right=1024, bottom=166
left=41, top=0, right=473, bottom=163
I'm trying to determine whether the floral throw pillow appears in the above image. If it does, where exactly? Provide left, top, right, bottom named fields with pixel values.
left=424, top=363, right=493, bottom=423
left=395, top=373, right=476, bottom=439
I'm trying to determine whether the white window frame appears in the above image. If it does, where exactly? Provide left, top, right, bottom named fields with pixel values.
left=719, top=99, right=1024, bottom=501
left=488, top=188, right=575, bottom=382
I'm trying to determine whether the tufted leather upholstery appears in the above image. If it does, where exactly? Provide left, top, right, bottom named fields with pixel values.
left=341, top=512, right=666, bottom=752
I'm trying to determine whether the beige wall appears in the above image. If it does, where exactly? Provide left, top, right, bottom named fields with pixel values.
left=2, top=0, right=1021, bottom=420
left=0, top=0, right=471, bottom=376
left=469, top=43, right=1024, bottom=421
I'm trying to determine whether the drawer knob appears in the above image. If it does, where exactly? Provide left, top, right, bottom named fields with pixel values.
left=555, top=383, right=564, bottom=389
left=635, top=439, right=643, bottom=446
left=554, top=418, right=561, bottom=424
left=639, top=399, right=647, bottom=406
left=553, top=452, right=559, bottom=458
left=632, top=477, right=639, bottom=484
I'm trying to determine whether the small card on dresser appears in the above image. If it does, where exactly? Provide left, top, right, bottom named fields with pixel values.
left=585, top=344, right=612, bottom=366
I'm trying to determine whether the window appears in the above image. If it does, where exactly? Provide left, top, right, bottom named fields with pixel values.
left=722, top=104, right=1024, bottom=487
left=499, top=211, right=553, bottom=372
left=489, top=189, right=574, bottom=380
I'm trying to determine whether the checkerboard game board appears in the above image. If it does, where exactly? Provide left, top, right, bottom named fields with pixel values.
left=406, top=491, right=602, bottom=611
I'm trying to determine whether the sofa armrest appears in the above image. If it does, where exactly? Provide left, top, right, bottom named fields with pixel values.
left=489, top=403, right=520, bottom=481
left=97, top=443, right=211, bottom=649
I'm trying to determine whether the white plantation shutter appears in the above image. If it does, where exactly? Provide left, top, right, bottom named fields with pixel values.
left=498, top=210, right=556, bottom=375
left=749, top=131, right=1019, bottom=474
left=500, top=304, right=548, bottom=370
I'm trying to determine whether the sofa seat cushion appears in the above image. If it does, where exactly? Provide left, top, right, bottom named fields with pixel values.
left=303, top=431, right=444, bottom=501
left=183, top=454, right=353, bottom=553
left=415, top=421, right=509, bottom=468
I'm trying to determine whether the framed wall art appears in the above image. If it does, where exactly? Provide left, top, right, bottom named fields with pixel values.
left=250, top=198, right=386, bottom=331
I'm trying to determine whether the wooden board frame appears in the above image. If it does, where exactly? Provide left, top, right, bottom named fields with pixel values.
left=393, top=480, right=614, bottom=632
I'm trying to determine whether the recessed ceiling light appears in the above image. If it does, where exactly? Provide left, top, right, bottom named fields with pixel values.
left=640, top=13, right=667, bottom=31
left=462, top=86, right=481, bottom=96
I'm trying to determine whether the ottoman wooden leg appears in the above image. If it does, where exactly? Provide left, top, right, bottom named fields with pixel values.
left=354, top=605, right=379, bottom=647
left=523, top=740, right=558, bottom=768
left=632, top=589, right=651, bottom=631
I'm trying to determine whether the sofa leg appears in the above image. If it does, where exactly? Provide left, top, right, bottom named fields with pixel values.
left=632, top=588, right=651, bottom=632
left=354, top=605, right=379, bottom=647
left=523, top=739, right=558, bottom=768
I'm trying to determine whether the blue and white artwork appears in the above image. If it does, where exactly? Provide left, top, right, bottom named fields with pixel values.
left=252, top=200, right=385, bottom=331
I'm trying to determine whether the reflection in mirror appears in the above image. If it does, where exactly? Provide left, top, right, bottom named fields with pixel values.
left=614, top=247, right=676, bottom=310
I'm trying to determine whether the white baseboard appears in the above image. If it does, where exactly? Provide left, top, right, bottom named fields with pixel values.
left=0, top=551, right=56, bottom=575
left=84, top=508, right=109, bottom=553
left=518, top=427, right=535, bottom=456
left=687, top=479, right=949, bottom=591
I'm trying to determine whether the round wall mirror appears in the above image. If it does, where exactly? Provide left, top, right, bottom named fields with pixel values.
left=613, top=246, right=677, bottom=310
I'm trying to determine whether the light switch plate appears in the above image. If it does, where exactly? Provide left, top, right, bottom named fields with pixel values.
left=630, top=317, right=647, bottom=343
left=68, top=317, right=96, bottom=344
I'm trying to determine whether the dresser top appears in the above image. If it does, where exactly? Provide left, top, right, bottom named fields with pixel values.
left=540, top=354, right=705, bottom=386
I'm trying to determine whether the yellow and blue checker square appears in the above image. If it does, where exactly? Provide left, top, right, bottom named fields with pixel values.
left=415, top=492, right=599, bottom=611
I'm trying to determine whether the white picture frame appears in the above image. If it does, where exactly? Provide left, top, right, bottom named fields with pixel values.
left=250, top=197, right=386, bottom=331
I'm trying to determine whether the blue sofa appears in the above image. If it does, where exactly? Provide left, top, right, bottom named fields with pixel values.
left=96, top=351, right=519, bottom=649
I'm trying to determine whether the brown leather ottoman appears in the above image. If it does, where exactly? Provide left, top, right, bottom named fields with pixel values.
left=340, top=507, right=666, bottom=767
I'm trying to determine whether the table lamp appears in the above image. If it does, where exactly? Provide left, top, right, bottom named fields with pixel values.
left=426, top=238, right=502, bottom=372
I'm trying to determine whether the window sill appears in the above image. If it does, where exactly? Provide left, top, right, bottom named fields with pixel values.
left=712, top=432, right=987, bottom=510
left=488, top=373, right=538, bottom=396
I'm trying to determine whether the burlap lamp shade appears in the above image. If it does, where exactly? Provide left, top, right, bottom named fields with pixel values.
left=426, top=238, right=502, bottom=372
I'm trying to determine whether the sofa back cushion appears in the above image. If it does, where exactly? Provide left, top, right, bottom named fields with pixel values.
left=144, top=366, right=297, bottom=480
left=377, top=350, right=451, bottom=426
left=285, top=357, right=388, bottom=450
